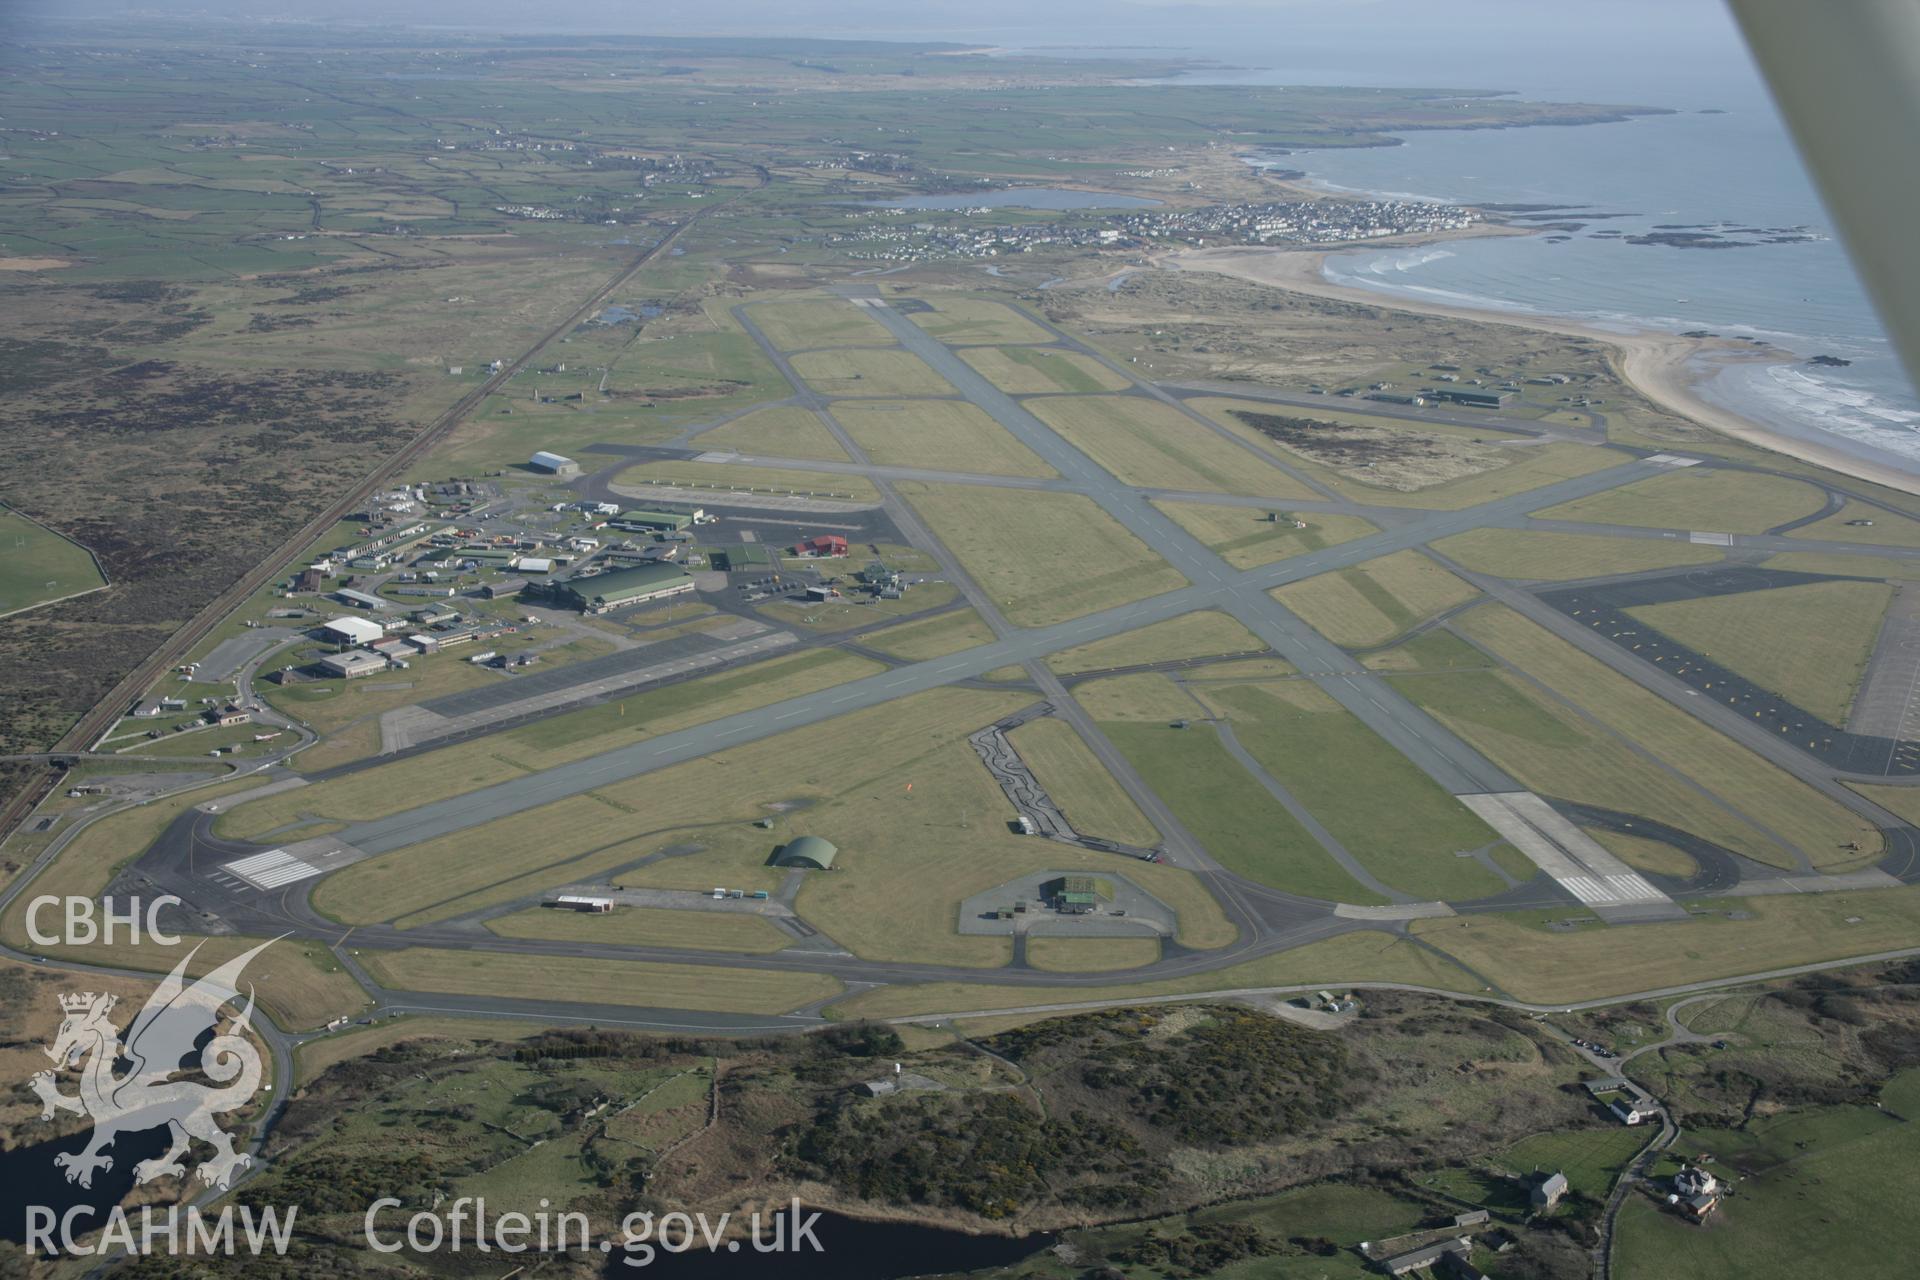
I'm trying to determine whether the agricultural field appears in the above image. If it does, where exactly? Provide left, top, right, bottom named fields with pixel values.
left=1029, top=394, right=1316, bottom=498
left=1626, top=578, right=1892, bottom=724
left=1431, top=528, right=1722, bottom=580
left=1494, top=1125, right=1649, bottom=1199
left=1270, top=549, right=1480, bottom=648
left=1533, top=467, right=1828, bottom=533
left=0, top=506, right=106, bottom=616
left=1155, top=502, right=1380, bottom=569
left=834, top=399, right=1057, bottom=477
left=898, top=483, right=1189, bottom=627
left=959, top=344, right=1132, bottom=394
left=790, top=347, right=957, bottom=397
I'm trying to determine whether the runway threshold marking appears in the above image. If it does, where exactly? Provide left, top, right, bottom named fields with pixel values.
left=221, top=848, right=326, bottom=891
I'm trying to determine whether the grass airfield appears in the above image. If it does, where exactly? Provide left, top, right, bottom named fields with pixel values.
left=11, top=34, right=1920, bottom=1268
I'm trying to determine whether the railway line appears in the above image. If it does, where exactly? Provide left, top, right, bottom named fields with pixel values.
left=4, top=205, right=731, bottom=847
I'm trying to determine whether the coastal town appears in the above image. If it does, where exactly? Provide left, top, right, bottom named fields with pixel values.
left=834, top=196, right=1481, bottom=263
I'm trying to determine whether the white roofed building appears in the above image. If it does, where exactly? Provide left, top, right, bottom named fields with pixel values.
left=319, top=616, right=386, bottom=646
left=529, top=450, right=580, bottom=476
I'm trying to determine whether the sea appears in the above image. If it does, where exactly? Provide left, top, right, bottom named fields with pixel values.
left=1252, top=109, right=1920, bottom=476
left=937, top=9, right=1920, bottom=478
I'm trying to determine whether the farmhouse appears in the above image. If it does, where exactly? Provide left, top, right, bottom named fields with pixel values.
left=319, top=616, right=386, bottom=646
left=1667, top=1167, right=1721, bottom=1222
left=1611, top=1098, right=1657, bottom=1126
left=1530, top=1171, right=1569, bottom=1209
left=529, top=450, right=580, bottom=476
left=1375, top=1237, right=1473, bottom=1277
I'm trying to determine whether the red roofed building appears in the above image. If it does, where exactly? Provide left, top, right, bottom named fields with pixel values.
left=793, top=534, right=849, bottom=558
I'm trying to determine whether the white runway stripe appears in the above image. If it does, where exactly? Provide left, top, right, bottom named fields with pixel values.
left=1560, top=876, right=1607, bottom=904
left=1557, top=872, right=1664, bottom=905
left=222, top=849, right=324, bottom=890
left=1604, top=874, right=1664, bottom=901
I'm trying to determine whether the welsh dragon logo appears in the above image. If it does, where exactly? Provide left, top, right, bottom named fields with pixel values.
left=30, top=940, right=272, bottom=1191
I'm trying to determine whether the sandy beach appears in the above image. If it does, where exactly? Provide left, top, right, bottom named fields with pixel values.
left=1162, top=244, right=1920, bottom=497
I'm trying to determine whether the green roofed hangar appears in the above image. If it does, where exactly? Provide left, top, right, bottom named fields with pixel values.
left=530, top=563, right=694, bottom=614
left=773, top=836, right=838, bottom=870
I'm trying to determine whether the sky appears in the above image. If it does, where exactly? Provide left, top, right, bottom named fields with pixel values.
left=5, top=1, right=1762, bottom=110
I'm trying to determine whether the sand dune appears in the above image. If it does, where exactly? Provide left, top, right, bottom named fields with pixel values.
left=1163, top=244, right=1920, bottom=498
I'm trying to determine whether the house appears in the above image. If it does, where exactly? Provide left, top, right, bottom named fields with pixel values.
left=1674, top=1166, right=1718, bottom=1198
left=1669, top=1168, right=1721, bottom=1222
left=1530, top=1171, right=1569, bottom=1210
left=1377, top=1237, right=1472, bottom=1276
left=1612, top=1098, right=1657, bottom=1126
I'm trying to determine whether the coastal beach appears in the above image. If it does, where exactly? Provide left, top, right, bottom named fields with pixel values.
left=1163, top=243, right=1920, bottom=498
